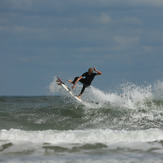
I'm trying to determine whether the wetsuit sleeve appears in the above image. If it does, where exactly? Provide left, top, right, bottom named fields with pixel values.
left=93, top=73, right=97, bottom=77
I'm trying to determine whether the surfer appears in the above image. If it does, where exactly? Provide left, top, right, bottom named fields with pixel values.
left=68, top=67, right=102, bottom=99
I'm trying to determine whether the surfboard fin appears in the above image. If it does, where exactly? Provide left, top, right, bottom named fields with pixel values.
left=57, top=83, right=61, bottom=85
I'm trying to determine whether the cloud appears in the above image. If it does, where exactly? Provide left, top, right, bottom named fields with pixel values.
left=98, top=13, right=112, bottom=24
left=99, top=0, right=163, bottom=7
left=114, top=36, right=139, bottom=47
left=125, top=0, right=163, bottom=7
left=1, top=0, right=163, bottom=15
left=20, top=57, right=29, bottom=62
left=118, top=17, right=142, bottom=25
left=0, top=0, right=33, bottom=11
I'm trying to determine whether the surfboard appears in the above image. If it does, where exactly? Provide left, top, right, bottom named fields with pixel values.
left=56, top=76, right=84, bottom=104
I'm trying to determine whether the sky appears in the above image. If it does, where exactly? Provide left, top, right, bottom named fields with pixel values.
left=0, top=0, right=163, bottom=95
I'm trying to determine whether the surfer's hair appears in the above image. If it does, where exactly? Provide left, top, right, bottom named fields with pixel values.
left=88, top=68, right=93, bottom=73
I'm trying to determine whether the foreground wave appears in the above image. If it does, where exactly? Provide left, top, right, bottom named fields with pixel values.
left=1, top=128, right=163, bottom=145
left=0, top=95, right=163, bottom=131
left=0, top=128, right=163, bottom=163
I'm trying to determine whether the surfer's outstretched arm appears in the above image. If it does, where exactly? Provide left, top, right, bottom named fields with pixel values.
left=93, top=67, right=102, bottom=75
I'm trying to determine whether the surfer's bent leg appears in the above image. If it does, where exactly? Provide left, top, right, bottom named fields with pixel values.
left=72, top=77, right=85, bottom=84
left=72, top=77, right=79, bottom=84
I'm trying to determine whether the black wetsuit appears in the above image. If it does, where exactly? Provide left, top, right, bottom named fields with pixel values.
left=72, top=72, right=97, bottom=95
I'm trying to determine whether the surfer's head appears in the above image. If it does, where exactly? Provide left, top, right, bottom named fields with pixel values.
left=88, top=68, right=93, bottom=75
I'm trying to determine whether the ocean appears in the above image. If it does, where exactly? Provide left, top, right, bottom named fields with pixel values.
left=0, top=78, right=163, bottom=163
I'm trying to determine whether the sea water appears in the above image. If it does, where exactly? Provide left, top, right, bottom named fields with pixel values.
left=0, top=78, right=163, bottom=163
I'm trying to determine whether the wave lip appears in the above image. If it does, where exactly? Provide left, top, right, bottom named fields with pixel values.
left=0, top=128, right=163, bottom=145
left=49, top=76, right=163, bottom=111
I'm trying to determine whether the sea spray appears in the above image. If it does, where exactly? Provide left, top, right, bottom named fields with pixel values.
left=49, top=76, right=163, bottom=110
left=48, top=76, right=61, bottom=94
left=153, top=80, right=163, bottom=100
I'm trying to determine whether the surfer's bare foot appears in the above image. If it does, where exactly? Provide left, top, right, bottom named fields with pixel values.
left=78, top=95, right=81, bottom=99
left=68, top=80, right=73, bottom=84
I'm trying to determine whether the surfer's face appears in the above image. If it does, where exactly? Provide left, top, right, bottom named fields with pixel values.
left=88, top=71, right=93, bottom=75
left=88, top=68, right=93, bottom=75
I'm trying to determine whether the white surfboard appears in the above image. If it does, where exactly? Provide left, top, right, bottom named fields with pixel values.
left=56, top=76, right=84, bottom=105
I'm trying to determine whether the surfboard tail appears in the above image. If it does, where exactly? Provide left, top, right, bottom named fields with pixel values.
left=57, top=76, right=64, bottom=84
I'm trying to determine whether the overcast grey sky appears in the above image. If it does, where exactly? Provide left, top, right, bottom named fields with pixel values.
left=0, top=0, right=163, bottom=95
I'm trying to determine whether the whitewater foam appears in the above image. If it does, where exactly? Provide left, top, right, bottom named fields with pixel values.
left=84, top=81, right=163, bottom=111
left=1, top=128, right=163, bottom=145
left=87, top=83, right=153, bottom=109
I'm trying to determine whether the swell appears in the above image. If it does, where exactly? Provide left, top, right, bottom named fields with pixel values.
left=0, top=96, right=163, bottom=131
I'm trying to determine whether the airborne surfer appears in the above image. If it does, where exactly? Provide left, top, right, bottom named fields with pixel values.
left=68, top=67, right=102, bottom=99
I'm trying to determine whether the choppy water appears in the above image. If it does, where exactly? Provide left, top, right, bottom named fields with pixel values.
left=0, top=78, right=163, bottom=163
